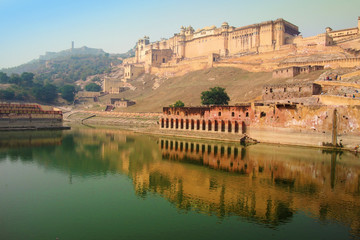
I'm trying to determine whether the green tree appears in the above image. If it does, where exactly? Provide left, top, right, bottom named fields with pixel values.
left=0, top=72, right=9, bottom=83
left=20, top=72, right=34, bottom=87
left=201, top=87, right=230, bottom=105
left=33, top=83, right=58, bottom=103
left=0, top=89, right=15, bottom=100
left=9, top=74, right=21, bottom=85
left=169, top=100, right=185, bottom=107
left=61, top=85, right=76, bottom=102
left=91, top=76, right=101, bottom=82
left=85, top=83, right=101, bottom=92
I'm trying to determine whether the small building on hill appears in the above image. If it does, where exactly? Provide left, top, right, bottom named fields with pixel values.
left=110, top=98, right=136, bottom=108
left=273, top=65, right=324, bottom=78
left=263, top=83, right=322, bottom=101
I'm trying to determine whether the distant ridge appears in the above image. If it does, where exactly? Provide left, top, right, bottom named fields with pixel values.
left=39, top=46, right=106, bottom=61
left=1, top=46, right=109, bottom=75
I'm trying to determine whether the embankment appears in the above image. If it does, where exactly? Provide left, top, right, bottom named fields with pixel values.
left=66, top=110, right=360, bottom=152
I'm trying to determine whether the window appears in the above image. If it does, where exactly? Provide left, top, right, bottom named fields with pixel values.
left=284, top=88, right=287, bottom=92
left=246, top=112, right=249, bottom=117
left=232, top=112, right=235, bottom=117
left=270, top=88, right=273, bottom=93
left=218, top=112, right=221, bottom=116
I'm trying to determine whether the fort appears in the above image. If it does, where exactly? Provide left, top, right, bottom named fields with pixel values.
left=100, top=17, right=360, bottom=99
left=121, top=17, right=360, bottom=75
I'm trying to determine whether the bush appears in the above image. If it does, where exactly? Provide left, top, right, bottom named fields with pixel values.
left=85, top=83, right=101, bottom=92
left=169, top=100, right=185, bottom=107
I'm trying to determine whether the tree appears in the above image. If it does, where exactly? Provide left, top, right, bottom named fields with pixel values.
left=169, top=100, right=185, bottom=107
left=33, top=83, right=58, bottom=103
left=85, top=83, right=101, bottom=92
left=0, top=89, right=15, bottom=100
left=200, top=87, right=230, bottom=105
left=61, top=85, right=76, bottom=102
left=20, top=72, right=34, bottom=87
left=0, top=72, right=9, bottom=83
left=91, top=76, right=101, bottom=82
left=9, top=74, right=21, bottom=85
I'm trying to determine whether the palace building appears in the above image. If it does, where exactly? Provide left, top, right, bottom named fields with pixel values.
left=135, top=19, right=301, bottom=66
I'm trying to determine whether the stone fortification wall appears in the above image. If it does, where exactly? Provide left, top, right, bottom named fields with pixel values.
left=160, top=104, right=360, bottom=149
left=319, top=95, right=360, bottom=106
left=77, top=91, right=101, bottom=98
left=279, top=57, right=360, bottom=69
left=293, top=33, right=333, bottom=47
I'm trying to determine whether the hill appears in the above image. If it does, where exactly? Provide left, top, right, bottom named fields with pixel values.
left=88, top=67, right=329, bottom=113
left=1, top=48, right=122, bottom=86
left=0, top=46, right=122, bottom=83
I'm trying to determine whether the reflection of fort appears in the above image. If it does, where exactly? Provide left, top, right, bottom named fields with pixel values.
left=160, top=138, right=247, bottom=173
left=151, top=138, right=360, bottom=234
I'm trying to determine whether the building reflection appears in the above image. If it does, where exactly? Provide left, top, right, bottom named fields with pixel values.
left=152, top=137, right=360, bottom=234
left=0, top=131, right=63, bottom=148
left=1, top=129, right=359, bottom=236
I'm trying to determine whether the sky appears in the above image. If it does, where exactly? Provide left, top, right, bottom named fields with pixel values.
left=0, top=0, right=359, bottom=69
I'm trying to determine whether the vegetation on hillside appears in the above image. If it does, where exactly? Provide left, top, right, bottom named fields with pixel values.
left=0, top=71, right=76, bottom=103
left=2, top=50, right=121, bottom=86
left=85, top=83, right=101, bottom=92
left=34, top=55, right=121, bottom=85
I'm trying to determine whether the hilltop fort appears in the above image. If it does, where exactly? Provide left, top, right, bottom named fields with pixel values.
left=120, top=17, right=360, bottom=76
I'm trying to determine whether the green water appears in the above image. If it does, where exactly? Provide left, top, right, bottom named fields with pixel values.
left=0, top=129, right=359, bottom=240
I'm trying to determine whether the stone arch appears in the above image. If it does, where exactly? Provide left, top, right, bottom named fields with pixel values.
left=234, top=121, right=239, bottom=133
left=161, top=118, right=164, bottom=128
left=175, top=119, right=179, bottom=129
left=242, top=121, right=247, bottom=134
left=166, top=119, right=169, bottom=128
left=191, top=119, right=195, bottom=130
left=228, top=120, right=232, bottom=133
left=186, top=119, right=189, bottom=129
left=196, top=119, right=200, bottom=130
left=214, top=120, right=218, bottom=131
left=208, top=120, right=212, bottom=131
left=221, top=120, right=225, bottom=132
left=170, top=119, right=174, bottom=129
left=202, top=120, right=206, bottom=131
left=181, top=119, right=184, bottom=129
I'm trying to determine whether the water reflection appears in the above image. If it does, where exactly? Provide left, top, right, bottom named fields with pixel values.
left=157, top=137, right=360, bottom=235
left=0, top=129, right=359, bottom=237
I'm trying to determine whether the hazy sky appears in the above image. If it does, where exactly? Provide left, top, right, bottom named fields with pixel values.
left=0, top=0, right=359, bottom=69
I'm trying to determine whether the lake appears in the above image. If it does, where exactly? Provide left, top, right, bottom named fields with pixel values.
left=0, top=128, right=359, bottom=240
